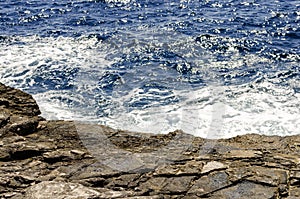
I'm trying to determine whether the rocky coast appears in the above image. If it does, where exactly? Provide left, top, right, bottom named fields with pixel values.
left=0, top=82, right=300, bottom=198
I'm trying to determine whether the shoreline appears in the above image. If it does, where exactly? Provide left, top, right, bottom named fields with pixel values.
left=0, top=82, right=300, bottom=198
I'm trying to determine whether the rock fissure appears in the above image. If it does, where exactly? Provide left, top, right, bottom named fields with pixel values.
left=196, top=178, right=245, bottom=198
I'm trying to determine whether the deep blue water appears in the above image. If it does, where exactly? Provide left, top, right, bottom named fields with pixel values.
left=0, top=0, right=299, bottom=138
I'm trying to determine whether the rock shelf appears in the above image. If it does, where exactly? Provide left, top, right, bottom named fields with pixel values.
left=0, top=82, right=300, bottom=198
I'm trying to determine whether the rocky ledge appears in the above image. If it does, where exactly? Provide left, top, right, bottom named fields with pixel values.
left=1, top=82, right=300, bottom=198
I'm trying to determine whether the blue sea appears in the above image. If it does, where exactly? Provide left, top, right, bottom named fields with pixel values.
left=0, top=0, right=299, bottom=138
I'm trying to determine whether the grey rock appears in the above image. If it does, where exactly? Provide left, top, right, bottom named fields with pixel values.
left=207, top=181, right=277, bottom=199
left=139, top=176, right=194, bottom=195
left=188, top=171, right=231, bottom=196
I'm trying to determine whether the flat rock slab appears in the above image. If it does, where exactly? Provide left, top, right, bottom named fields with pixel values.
left=1, top=83, right=300, bottom=198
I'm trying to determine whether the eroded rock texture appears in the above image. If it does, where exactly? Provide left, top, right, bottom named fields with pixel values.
left=1, top=82, right=300, bottom=198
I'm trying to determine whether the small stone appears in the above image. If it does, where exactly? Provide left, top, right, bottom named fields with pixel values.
left=37, top=121, right=47, bottom=130
left=195, top=155, right=211, bottom=160
left=43, top=150, right=73, bottom=162
left=201, top=161, right=227, bottom=174
left=2, top=192, right=22, bottom=198
left=70, top=149, right=86, bottom=156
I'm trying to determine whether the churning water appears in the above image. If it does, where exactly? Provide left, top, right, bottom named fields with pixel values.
left=0, top=0, right=299, bottom=138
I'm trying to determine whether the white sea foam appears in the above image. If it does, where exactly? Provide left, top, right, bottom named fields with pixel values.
left=0, top=35, right=299, bottom=138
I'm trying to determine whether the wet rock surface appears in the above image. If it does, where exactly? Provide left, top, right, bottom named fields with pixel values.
left=0, top=82, right=300, bottom=198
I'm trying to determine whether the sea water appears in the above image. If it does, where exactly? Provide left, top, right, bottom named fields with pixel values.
left=0, top=0, right=299, bottom=138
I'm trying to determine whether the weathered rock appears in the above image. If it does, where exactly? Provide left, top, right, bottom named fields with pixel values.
left=153, top=161, right=203, bottom=176
left=188, top=171, right=231, bottom=196
left=1, top=83, right=300, bottom=198
left=246, top=166, right=288, bottom=186
left=22, top=181, right=101, bottom=199
left=287, top=187, right=300, bottom=199
left=224, top=149, right=263, bottom=160
left=0, top=83, right=40, bottom=116
left=207, top=181, right=278, bottom=199
left=139, top=176, right=194, bottom=195
left=8, top=118, right=39, bottom=136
